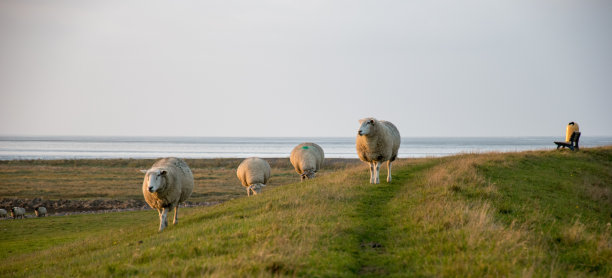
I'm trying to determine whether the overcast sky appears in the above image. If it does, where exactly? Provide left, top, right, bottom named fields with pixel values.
left=1, top=0, right=610, bottom=137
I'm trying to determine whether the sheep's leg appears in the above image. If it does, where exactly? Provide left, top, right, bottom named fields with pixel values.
left=387, top=160, right=392, bottom=183
left=247, top=186, right=252, bottom=196
left=369, top=162, right=375, bottom=183
left=173, top=205, right=179, bottom=225
left=374, top=161, right=380, bottom=184
left=166, top=205, right=175, bottom=226
left=157, top=208, right=165, bottom=232
left=159, top=207, right=169, bottom=232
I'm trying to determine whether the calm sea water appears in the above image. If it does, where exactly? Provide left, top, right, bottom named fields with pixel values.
left=1, top=136, right=611, bottom=160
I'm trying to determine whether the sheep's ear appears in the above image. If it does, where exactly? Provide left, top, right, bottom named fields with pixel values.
left=140, top=169, right=148, bottom=174
left=368, top=119, right=375, bottom=124
left=160, top=170, right=167, bottom=176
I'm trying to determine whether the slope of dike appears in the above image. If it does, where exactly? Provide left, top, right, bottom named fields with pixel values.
left=1, top=147, right=611, bottom=277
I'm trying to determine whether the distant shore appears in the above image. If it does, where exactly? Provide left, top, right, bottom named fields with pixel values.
left=5, top=136, right=612, bottom=160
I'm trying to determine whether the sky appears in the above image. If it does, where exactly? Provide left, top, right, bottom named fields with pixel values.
left=1, top=0, right=611, bottom=138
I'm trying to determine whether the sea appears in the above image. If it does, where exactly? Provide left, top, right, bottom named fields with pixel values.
left=0, top=136, right=611, bottom=160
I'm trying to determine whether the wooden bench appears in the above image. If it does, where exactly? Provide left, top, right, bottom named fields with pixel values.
left=554, top=131, right=581, bottom=151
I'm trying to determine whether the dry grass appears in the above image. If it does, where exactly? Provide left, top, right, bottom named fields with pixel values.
left=582, top=175, right=612, bottom=204
left=0, top=158, right=361, bottom=204
left=563, top=219, right=588, bottom=245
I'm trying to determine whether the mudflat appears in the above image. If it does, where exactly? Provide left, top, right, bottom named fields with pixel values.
left=0, top=158, right=361, bottom=215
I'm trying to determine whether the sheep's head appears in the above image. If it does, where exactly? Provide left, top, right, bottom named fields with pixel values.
left=301, top=170, right=316, bottom=181
left=248, top=183, right=266, bottom=195
left=141, top=169, right=167, bottom=193
left=358, top=118, right=376, bottom=136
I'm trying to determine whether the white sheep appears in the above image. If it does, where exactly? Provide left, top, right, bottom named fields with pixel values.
left=355, top=117, right=401, bottom=184
left=35, top=207, right=47, bottom=217
left=290, top=142, right=324, bottom=181
left=0, top=208, right=7, bottom=218
left=11, top=207, right=26, bottom=219
left=141, top=157, right=194, bottom=232
left=236, top=157, right=271, bottom=196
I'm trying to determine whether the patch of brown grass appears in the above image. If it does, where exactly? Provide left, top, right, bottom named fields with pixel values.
left=562, top=219, right=588, bottom=245
left=582, top=175, right=612, bottom=204
left=0, top=158, right=360, bottom=204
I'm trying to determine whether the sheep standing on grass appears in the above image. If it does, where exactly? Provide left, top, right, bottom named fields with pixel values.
left=0, top=209, right=7, bottom=218
left=236, top=157, right=271, bottom=196
left=356, top=117, right=401, bottom=184
left=290, top=142, right=324, bottom=181
left=11, top=207, right=26, bottom=219
left=141, top=157, right=194, bottom=232
left=35, top=207, right=47, bottom=217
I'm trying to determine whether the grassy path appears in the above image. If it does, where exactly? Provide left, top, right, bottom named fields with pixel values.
left=353, top=181, right=399, bottom=276
left=352, top=178, right=403, bottom=275
left=350, top=161, right=436, bottom=276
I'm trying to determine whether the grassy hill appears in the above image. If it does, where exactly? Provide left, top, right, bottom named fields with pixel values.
left=1, top=147, right=611, bottom=277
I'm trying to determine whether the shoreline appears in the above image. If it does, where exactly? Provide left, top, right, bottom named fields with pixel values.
left=4, top=136, right=611, bottom=161
left=0, top=199, right=221, bottom=220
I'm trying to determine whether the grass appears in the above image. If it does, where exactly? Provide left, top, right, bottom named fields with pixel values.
left=0, top=211, right=152, bottom=261
left=1, top=147, right=611, bottom=277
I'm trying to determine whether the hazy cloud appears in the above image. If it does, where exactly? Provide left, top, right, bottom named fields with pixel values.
left=1, top=0, right=611, bottom=137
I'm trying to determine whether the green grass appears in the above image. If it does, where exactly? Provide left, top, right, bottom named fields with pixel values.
left=476, top=149, right=612, bottom=275
left=0, top=211, right=153, bottom=260
left=1, top=147, right=611, bottom=277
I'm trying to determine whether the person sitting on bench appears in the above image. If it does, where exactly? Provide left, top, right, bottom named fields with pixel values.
left=554, top=122, right=580, bottom=151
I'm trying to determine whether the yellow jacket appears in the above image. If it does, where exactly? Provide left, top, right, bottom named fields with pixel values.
left=565, top=122, right=579, bottom=142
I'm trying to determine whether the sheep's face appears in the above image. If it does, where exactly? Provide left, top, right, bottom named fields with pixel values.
left=144, top=169, right=167, bottom=193
left=301, top=170, right=316, bottom=181
left=358, top=118, right=376, bottom=136
left=250, top=183, right=264, bottom=195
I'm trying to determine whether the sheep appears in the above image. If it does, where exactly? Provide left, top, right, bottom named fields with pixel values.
left=11, top=207, right=26, bottom=219
left=290, top=142, right=324, bottom=181
left=141, top=157, right=194, bottom=232
left=35, top=206, right=47, bottom=217
left=236, top=157, right=271, bottom=196
left=355, top=117, right=401, bottom=184
left=0, top=209, right=7, bottom=218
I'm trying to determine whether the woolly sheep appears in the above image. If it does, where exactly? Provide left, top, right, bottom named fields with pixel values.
left=290, top=142, right=324, bottom=181
left=11, top=207, right=26, bottom=219
left=35, top=207, right=47, bottom=217
left=0, top=209, right=7, bottom=218
left=236, top=157, right=271, bottom=196
left=356, top=117, right=401, bottom=184
left=141, top=157, right=194, bottom=232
